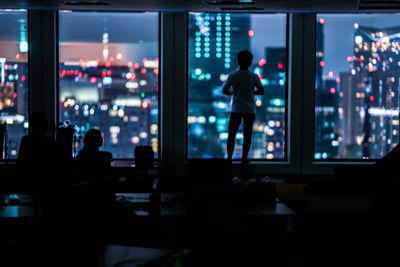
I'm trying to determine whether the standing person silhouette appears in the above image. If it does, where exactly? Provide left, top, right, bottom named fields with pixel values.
left=223, top=50, right=264, bottom=166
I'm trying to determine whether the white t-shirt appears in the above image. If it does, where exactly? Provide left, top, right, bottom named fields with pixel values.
left=223, top=70, right=263, bottom=114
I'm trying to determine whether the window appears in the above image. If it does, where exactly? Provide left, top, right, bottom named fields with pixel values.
left=188, top=13, right=287, bottom=159
left=0, top=10, right=28, bottom=159
left=315, top=14, right=400, bottom=160
left=59, top=11, right=159, bottom=158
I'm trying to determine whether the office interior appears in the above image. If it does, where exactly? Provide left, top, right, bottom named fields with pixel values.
left=1, top=0, right=400, bottom=266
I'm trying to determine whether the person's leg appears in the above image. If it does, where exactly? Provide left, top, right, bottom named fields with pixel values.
left=227, top=113, right=242, bottom=162
left=242, top=113, right=255, bottom=165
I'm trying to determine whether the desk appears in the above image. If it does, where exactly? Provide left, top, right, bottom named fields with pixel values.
left=0, top=194, right=38, bottom=219
left=102, top=245, right=176, bottom=267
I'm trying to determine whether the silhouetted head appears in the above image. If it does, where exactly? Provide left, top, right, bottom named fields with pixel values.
left=237, top=50, right=253, bottom=69
left=83, top=128, right=103, bottom=151
left=29, top=111, right=48, bottom=134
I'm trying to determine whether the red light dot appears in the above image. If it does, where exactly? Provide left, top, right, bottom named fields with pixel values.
left=13, top=93, right=17, bottom=98
left=319, top=61, right=325, bottom=67
left=16, top=54, right=20, bottom=59
left=107, top=70, right=112, bottom=76
left=109, top=56, right=114, bottom=62
left=258, top=75, right=263, bottom=80
left=248, top=30, right=254, bottom=37
left=319, top=18, right=325, bottom=24
left=131, top=74, right=136, bottom=80
left=128, top=61, right=133, bottom=68
left=347, top=56, right=353, bottom=62
left=134, top=63, right=139, bottom=69
left=62, top=70, right=66, bottom=76
left=141, top=68, right=147, bottom=74
left=142, top=58, right=147, bottom=63
left=370, top=95, right=374, bottom=102
left=142, top=101, right=149, bottom=109
left=21, top=75, right=26, bottom=82
left=63, top=101, right=69, bottom=108
left=74, top=70, right=78, bottom=76
left=90, top=77, right=96, bottom=83
left=336, top=77, right=340, bottom=83
left=330, top=87, right=336, bottom=94
left=278, top=63, right=283, bottom=69
left=102, top=72, right=106, bottom=78
left=105, top=62, right=111, bottom=68
left=78, top=72, right=83, bottom=78
left=259, top=58, right=266, bottom=66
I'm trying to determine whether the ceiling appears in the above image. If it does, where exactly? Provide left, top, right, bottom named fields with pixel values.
left=0, top=0, right=399, bottom=12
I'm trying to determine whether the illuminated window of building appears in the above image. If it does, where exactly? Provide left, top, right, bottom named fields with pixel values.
left=59, top=11, right=159, bottom=158
left=188, top=13, right=287, bottom=159
left=0, top=10, right=28, bottom=159
left=315, top=14, right=400, bottom=159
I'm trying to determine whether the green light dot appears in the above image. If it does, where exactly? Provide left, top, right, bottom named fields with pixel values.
left=195, top=53, right=201, bottom=58
left=141, top=92, right=145, bottom=98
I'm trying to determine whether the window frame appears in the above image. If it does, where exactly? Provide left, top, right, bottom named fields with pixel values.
left=185, top=12, right=290, bottom=163
left=57, top=10, right=162, bottom=160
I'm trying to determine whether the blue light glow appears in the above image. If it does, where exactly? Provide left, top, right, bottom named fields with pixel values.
left=208, top=115, right=216, bottom=123
left=103, top=76, right=112, bottom=85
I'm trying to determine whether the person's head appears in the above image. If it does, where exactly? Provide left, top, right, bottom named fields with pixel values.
left=83, top=128, right=103, bottom=150
left=237, top=50, right=253, bottom=69
left=29, top=111, right=48, bottom=134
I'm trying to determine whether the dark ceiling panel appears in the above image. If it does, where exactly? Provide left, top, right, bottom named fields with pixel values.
left=0, top=0, right=398, bottom=12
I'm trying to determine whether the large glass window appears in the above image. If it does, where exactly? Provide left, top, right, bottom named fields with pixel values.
left=188, top=13, right=287, bottom=159
left=59, top=11, right=159, bottom=158
left=315, top=14, right=400, bottom=159
left=0, top=10, right=28, bottom=159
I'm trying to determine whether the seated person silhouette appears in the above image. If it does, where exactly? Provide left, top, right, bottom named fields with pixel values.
left=74, top=128, right=114, bottom=220
left=75, top=128, right=113, bottom=182
left=17, top=111, right=55, bottom=189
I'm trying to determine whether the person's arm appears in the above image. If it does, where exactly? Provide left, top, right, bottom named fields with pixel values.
left=222, top=76, right=233, bottom=96
left=254, top=76, right=264, bottom=95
